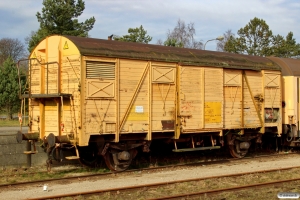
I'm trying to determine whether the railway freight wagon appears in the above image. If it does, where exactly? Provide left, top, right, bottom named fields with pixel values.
left=17, top=35, right=282, bottom=171
left=268, top=57, right=300, bottom=143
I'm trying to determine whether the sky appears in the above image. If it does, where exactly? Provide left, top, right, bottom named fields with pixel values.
left=0, top=0, right=299, bottom=51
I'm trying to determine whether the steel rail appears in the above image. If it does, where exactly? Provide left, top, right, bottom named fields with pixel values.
left=26, top=165, right=300, bottom=200
left=0, top=152, right=296, bottom=189
left=149, top=178, right=300, bottom=200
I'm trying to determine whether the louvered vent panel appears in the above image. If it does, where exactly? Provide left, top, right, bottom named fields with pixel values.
left=86, top=61, right=115, bottom=79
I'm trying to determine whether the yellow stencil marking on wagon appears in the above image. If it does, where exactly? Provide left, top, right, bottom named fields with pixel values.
left=204, top=102, right=222, bottom=123
left=127, top=106, right=148, bottom=121
left=63, top=41, right=69, bottom=50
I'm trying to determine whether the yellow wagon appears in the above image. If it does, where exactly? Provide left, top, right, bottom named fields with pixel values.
left=17, top=35, right=282, bottom=171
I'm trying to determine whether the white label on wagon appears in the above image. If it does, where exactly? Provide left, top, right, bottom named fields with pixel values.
left=135, top=106, right=144, bottom=113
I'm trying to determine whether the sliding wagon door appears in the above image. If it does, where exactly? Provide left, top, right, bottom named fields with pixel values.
left=179, top=66, right=223, bottom=132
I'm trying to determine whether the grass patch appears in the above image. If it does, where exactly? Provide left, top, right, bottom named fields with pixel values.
left=0, top=165, right=111, bottom=185
left=0, top=120, right=20, bottom=127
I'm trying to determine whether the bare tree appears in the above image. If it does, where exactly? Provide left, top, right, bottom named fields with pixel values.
left=156, top=39, right=164, bottom=46
left=0, top=38, right=27, bottom=64
left=25, top=31, right=36, bottom=52
left=159, top=19, right=203, bottom=49
left=217, top=30, right=235, bottom=52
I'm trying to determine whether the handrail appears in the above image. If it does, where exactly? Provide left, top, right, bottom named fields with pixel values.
left=17, top=58, right=60, bottom=98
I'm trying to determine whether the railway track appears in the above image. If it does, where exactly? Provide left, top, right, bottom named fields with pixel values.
left=149, top=178, right=300, bottom=200
left=0, top=152, right=295, bottom=189
left=0, top=153, right=299, bottom=200
left=25, top=166, right=300, bottom=200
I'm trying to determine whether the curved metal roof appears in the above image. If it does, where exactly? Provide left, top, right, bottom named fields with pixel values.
left=65, top=35, right=281, bottom=71
left=267, top=57, right=300, bottom=76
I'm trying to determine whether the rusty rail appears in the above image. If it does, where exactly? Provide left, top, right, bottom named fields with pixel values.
left=150, top=178, right=300, bottom=200
left=26, top=165, right=300, bottom=200
left=0, top=152, right=296, bottom=189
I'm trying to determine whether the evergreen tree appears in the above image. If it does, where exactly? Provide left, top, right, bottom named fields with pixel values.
left=163, top=38, right=184, bottom=48
left=0, top=58, right=26, bottom=120
left=271, top=32, right=300, bottom=58
left=224, top=17, right=300, bottom=57
left=114, top=25, right=152, bottom=44
left=224, top=17, right=273, bottom=56
left=28, top=0, right=95, bottom=52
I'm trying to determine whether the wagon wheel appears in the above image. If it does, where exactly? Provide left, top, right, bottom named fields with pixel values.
left=104, top=149, right=137, bottom=172
left=78, top=147, right=99, bottom=167
left=229, top=139, right=248, bottom=158
left=79, top=156, right=98, bottom=167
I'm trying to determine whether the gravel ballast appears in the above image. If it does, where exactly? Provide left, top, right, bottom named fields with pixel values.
left=1, top=153, right=300, bottom=199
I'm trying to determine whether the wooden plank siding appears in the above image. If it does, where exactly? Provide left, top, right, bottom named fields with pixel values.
left=26, top=35, right=283, bottom=147
left=224, top=69, right=242, bottom=128
left=179, top=66, right=203, bottom=131
left=150, top=63, right=176, bottom=133
left=222, top=69, right=282, bottom=132
left=44, top=100, right=59, bottom=135
left=118, top=59, right=149, bottom=133
left=61, top=55, right=81, bottom=94
left=263, top=71, right=282, bottom=130
left=84, top=100, right=116, bottom=134
left=204, top=68, right=223, bottom=128
left=28, top=99, right=40, bottom=134
left=151, top=83, right=176, bottom=131
left=117, top=60, right=176, bottom=135
left=179, top=66, right=223, bottom=132
left=30, top=62, right=41, bottom=94
left=243, top=71, right=263, bottom=128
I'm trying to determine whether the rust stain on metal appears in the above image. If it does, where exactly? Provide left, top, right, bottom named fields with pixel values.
left=268, top=56, right=300, bottom=76
left=65, top=35, right=281, bottom=71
